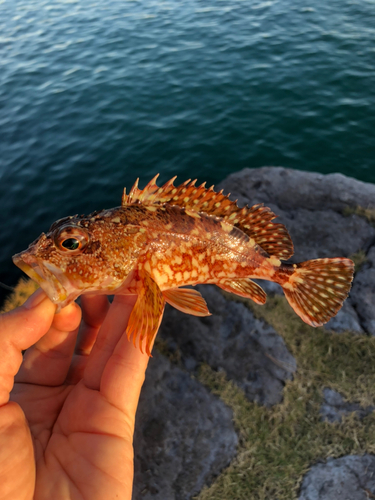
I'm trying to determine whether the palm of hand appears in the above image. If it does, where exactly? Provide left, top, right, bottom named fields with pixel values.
left=1, top=293, right=147, bottom=500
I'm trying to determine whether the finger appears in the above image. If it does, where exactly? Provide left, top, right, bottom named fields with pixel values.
left=99, top=310, right=159, bottom=419
left=83, top=294, right=137, bottom=391
left=15, top=302, right=82, bottom=386
left=0, top=290, right=56, bottom=404
left=75, top=295, right=110, bottom=356
left=65, top=295, right=110, bottom=385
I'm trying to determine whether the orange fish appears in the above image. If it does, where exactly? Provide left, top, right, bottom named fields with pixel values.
left=13, top=175, right=354, bottom=355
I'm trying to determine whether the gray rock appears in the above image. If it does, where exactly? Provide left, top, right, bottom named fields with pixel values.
left=320, top=388, right=375, bottom=423
left=219, top=167, right=375, bottom=334
left=219, top=167, right=375, bottom=262
left=366, top=247, right=375, bottom=268
left=132, top=351, right=238, bottom=500
left=351, top=247, right=375, bottom=335
left=159, top=285, right=296, bottom=407
left=274, top=207, right=374, bottom=263
left=298, top=455, right=375, bottom=500
left=219, top=166, right=375, bottom=214
left=323, top=301, right=364, bottom=334
left=254, top=279, right=283, bottom=296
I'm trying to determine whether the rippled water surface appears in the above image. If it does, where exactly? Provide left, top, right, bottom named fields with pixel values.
left=1, top=0, right=374, bottom=291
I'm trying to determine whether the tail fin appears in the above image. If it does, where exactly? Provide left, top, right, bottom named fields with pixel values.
left=282, top=258, right=354, bottom=327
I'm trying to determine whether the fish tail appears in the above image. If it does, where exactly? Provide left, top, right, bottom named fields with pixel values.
left=281, top=258, right=354, bottom=327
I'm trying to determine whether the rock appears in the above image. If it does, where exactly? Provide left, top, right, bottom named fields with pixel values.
left=159, top=285, right=296, bottom=407
left=219, top=166, right=375, bottom=214
left=275, top=207, right=373, bottom=263
left=132, top=351, right=238, bottom=500
left=219, top=166, right=375, bottom=262
left=320, top=388, right=375, bottom=423
left=219, top=167, right=375, bottom=334
left=351, top=247, right=375, bottom=335
left=323, top=301, right=364, bottom=334
left=253, top=279, right=283, bottom=296
left=298, top=455, right=375, bottom=500
left=132, top=167, right=375, bottom=499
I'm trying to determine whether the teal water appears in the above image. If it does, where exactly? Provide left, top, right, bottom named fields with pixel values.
left=1, top=0, right=375, bottom=294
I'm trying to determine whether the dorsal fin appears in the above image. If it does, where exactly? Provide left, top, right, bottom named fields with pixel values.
left=122, top=176, right=294, bottom=260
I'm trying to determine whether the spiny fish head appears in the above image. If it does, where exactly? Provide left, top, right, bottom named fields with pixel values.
left=12, top=211, right=141, bottom=311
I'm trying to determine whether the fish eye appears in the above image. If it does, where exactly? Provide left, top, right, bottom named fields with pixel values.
left=61, top=238, right=80, bottom=251
left=54, top=225, right=90, bottom=253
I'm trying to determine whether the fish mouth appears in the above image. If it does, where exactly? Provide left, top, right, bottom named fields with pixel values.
left=12, top=251, right=77, bottom=310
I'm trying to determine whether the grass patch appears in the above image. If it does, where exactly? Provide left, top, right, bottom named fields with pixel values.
left=195, top=295, right=375, bottom=500
left=342, top=205, right=375, bottom=225
left=0, top=278, right=39, bottom=313
left=349, top=249, right=368, bottom=273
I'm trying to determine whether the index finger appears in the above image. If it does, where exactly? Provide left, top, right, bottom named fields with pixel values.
left=0, top=290, right=56, bottom=404
left=0, top=290, right=56, bottom=351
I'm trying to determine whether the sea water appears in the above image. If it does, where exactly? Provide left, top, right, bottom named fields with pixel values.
left=0, top=0, right=374, bottom=291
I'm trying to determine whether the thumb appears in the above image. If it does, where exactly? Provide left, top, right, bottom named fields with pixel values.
left=0, top=289, right=56, bottom=404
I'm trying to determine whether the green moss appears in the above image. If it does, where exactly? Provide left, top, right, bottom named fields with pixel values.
left=342, top=205, right=375, bottom=225
left=154, top=337, right=183, bottom=365
left=195, top=295, right=375, bottom=500
left=0, top=278, right=39, bottom=313
left=349, top=249, right=368, bottom=273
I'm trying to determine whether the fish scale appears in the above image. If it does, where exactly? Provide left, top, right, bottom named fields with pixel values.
left=13, top=176, right=354, bottom=355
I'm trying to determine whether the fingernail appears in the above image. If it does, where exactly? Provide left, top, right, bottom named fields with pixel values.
left=24, top=289, right=47, bottom=309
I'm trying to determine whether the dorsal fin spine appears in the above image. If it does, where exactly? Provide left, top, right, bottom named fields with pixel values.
left=162, top=176, right=177, bottom=190
left=127, top=178, right=140, bottom=204
left=121, top=187, right=127, bottom=206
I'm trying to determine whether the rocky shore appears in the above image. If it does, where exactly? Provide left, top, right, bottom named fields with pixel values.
left=133, top=167, right=375, bottom=500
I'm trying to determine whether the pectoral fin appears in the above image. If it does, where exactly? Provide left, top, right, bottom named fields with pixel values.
left=217, top=278, right=266, bottom=305
left=126, top=271, right=165, bottom=356
left=162, top=287, right=211, bottom=317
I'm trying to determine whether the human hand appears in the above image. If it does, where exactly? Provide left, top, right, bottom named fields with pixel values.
left=0, top=290, right=150, bottom=500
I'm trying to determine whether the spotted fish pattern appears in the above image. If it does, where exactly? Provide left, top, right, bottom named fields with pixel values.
left=13, top=175, right=354, bottom=355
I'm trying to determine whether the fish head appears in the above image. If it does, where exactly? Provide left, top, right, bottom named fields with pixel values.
left=13, top=213, right=138, bottom=311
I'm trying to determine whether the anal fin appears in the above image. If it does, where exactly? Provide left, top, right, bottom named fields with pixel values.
left=162, top=287, right=211, bottom=317
left=126, top=271, right=165, bottom=356
left=217, top=278, right=266, bottom=305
